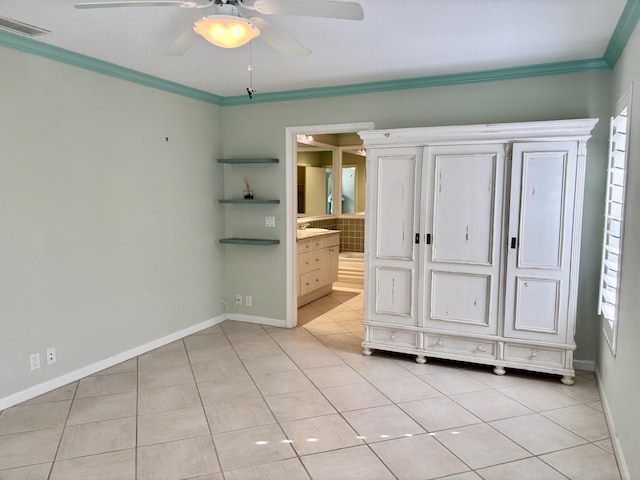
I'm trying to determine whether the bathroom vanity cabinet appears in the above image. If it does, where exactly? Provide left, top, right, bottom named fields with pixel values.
left=297, top=231, right=340, bottom=307
left=359, top=119, right=598, bottom=384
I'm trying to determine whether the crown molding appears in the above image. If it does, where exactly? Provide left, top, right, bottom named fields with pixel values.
left=604, top=0, right=640, bottom=68
left=0, top=31, right=224, bottom=106
left=221, top=58, right=609, bottom=106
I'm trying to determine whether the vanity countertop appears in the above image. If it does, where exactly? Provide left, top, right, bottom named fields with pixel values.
left=296, top=229, right=340, bottom=240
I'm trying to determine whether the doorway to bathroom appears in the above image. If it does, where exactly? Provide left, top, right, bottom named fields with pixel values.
left=285, top=122, right=373, bottom=329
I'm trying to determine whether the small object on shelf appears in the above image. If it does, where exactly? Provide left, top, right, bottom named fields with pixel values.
left=220, top=238, right=280, bottom=246
left=243, top=177, right=254, bottom=199
left=219, top=199, right=279, bottom=204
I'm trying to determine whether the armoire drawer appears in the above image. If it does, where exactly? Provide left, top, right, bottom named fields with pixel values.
left=300, top=270, right=323, bottom=296
left=369, top=327, right=418, bottom=348
left=504, top=344, right=565, bottom=368
left=427, top=335, right=496, bottom=359
left=298, top=250, right=322, bottom=275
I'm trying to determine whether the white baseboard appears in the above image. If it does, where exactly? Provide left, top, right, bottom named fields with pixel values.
left=227, top=313, right=288, bottom=329
left=0, top=314, right=227, bottom=411
left=574, top=359, right=596, bottom=371
left=594, top=365, right=631, bottom=480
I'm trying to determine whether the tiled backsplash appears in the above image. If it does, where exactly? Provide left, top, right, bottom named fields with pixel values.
left=300, top=217, right=365, bottom=252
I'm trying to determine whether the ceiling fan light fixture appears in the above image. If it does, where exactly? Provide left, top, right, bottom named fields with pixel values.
left=193, top=15, right=259, bottom=49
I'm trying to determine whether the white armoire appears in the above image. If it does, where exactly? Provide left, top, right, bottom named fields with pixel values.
left=359, top=119, right=598, bottom=384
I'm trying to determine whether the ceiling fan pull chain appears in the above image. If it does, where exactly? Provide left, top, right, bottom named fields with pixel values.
left=246, top=41, right=256, bottom=99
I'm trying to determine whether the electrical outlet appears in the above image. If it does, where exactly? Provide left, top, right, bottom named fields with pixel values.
left=265, top=216, right=275, bottom=228
left=245, top=295, right=252, bottom=307
left=46, top=347, right=56, bottom=365
left=235, top=294, right=242, bottom=306
left=30, top=353, right=40, bottom=371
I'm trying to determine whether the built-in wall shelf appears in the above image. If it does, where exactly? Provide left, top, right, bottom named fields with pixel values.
left=218, top=199, right=280, bottom=204
left=219, top=238, right=280, bottom=246
left=218, top=158, right=279, bottom=164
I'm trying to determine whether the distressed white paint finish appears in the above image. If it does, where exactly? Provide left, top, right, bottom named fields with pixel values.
left=422, top=145, right=504, bottom=335
left=361, top=119, right=597, bottom=382
left=504, top=142, right=577, bottom=344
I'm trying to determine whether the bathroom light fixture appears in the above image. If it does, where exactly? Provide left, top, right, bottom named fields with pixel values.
left=193, top=15, right=259, bottom=48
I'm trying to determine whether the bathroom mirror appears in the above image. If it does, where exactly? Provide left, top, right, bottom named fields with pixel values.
left=297, top=133, right=365, bottom=217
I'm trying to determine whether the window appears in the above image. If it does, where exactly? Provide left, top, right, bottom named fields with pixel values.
left=599, top=85, right=633, bottom=354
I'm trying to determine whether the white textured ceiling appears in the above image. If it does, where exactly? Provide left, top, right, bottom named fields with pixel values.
left=1, top=0, right=627, bottom=97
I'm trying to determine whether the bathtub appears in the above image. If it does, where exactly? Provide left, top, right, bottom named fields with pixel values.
left=339, top=251, right=365, bottom=261
left=338, top=252, right=364, bottom=286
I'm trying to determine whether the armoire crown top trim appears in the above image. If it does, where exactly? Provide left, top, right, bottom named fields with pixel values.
left=358, top=118, right=599, bottom=147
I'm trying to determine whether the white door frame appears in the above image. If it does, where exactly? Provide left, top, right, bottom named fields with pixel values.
left=285, top=122, right=374, bottom=328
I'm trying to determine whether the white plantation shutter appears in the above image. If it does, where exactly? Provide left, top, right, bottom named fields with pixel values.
left=599, top=85, right=632, bottom=354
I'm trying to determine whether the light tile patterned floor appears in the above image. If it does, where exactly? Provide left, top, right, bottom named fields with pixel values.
left=0, top=288, right=622, bottom=479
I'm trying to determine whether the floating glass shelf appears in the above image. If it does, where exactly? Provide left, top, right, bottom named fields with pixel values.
left=218, top=199, right=280, bottom=204
left=219, top=238, right=280, bottom=246
left=217, top=158, right=279, bottom=164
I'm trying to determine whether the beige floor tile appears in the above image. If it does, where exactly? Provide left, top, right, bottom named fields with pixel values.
left=153, top=339, right=186, bottom=353
left=540, top=444, right=621, bottom=480
left=460, top=367, right=532, bottom=388
left=542, top=404, right=610, bottom=441
left=57, top=417, right=136, bottom=460
left=137, top=436, right=220, bottom=480
left=137, top=348, right=190, bottom=371
left=551, top=375, right=602, bottom=403
left=267, top=326, right=314, bottom=342
left=275, top=336, right=327, bottom=354
left=398, top=358, right=462, bottom=375
left=434, top=423, right=530, bottom=469
left=183, top=333, right=231, bottom=350
left=419, top=371, right=491, bottom=396
left=595, top=438, right=614, bottom=454
left=225, top=458, right=310, bottom=480
left=241, top=353, right=299, bottom=376
left=138, top=364, right=196, bottom=390
left=192, top=324, right=223, bottom=335
left=232, top=338, right=283, bottom=359
left=252, top=370, right=316, bottom=396
left=21, top=383, right=77, bottom=405
left=303, top=320, right=350, bottom=336
left=287, top=348, right=345, bottom=369
left=76, top=372, right=137, bottom=398
left=186, top=345, right=237, bottom=363
left=346, top=356, right=415, bottom=382
left=449, top=389, right=533, bottom=422
left=342, top=405, right=425, bottom=442
left=497, top=383, right=580, bottom=412
left=303, top=364, right=365, bottom=388
left=265, top=390, right=336, bottom=422
left=320, top=382, right=392, bottom=412
left=587, top=400, right=604, bottom=412
left=191, top=358, right=248, bottom=383
left=438, top=473, right=483, bottom=480
left=50, top=449, right=135, bottom=480
left=0, top=462, right=51, bottom=479
left=315, top=332, right=362, bottom=352
left=301, top=445, right=395, bottom=480
left=398, top=397, right=481, bottom=432
left=490, top=413, right=587, bottom=455
left=225, top=328, right=272, bottom=345
left=93, top=359, right=137, bottom=376
left=325, top=309, right=364, bottom=324
left=0, top=428, right=62, bottom=470
left=67, top=392, right=136, bottom=425
left=372, top=375, right=443, bottom=403
left=205, top=398, right=275, bottom=433
left=197, top=377, right=261, bottom=405
left=138, top=406, right=210, bottom=446
left=280, top=414, right=363, bottom=456
left=0, top=401, right=71, bottom=435
left=476, top=457, right=567, bottom=480
left=213, top=424, right=295, bottom=471
left=137, top=383, right=201, bottom=415
left=297, top=305, right=325, bottom=324
left=370, top=434, right=469, bottom=480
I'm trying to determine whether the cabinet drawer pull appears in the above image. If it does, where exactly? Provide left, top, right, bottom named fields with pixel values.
left=436, top=339, right=443, bottom=347
left=530, top=350, right=538, bottom=359
left=389, top=334, right=395, bottom=340
left=476, top=345, right=485, bottom=352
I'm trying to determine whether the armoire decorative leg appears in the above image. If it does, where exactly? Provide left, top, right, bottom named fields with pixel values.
left=415, top=355, right=427, bottom=364
left=362, top=347, right=372, bottom=356
left=493, top=366, right=506, bottom=376
left=560, top=375, right=575, bottom=385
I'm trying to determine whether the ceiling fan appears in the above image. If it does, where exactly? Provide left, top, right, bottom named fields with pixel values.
left=74, top=0, right=364, bottom=57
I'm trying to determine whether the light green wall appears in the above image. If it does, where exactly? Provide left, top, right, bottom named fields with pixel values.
left=599, top=18, right=640, bottom=479
left=221, top=71, right=611, bottom=359
left=0, top=48, right=225, bottom=399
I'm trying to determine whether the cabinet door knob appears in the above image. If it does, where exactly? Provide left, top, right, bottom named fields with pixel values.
left=436, top=339, right=443, bottom=347
left=530, top=350, right=538, bottom=358
left=389, top=334, right=396, bottom=340
left=476, top=345, right=485, bottom=352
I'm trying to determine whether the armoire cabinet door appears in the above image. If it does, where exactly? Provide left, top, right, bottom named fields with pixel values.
left=366, top=147, right=422, bottom=326
left=504, top=142, right=578, bottom=343
left=422, top=145, right=505, bottom=335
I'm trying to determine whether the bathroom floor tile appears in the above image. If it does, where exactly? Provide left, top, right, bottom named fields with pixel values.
left=67, top=392, right=136, bottom=425
left=93, top=359, right=137, bottom=376
left=372, top=375, right=443, bottom=403
left=265, top=390, right=336, bottom=422
left=398, top=396, right=482, bottom=432
left=57, top=417, right=136, bottom=460
left=197, top=377, right=261, bottom=405
left=0, top=428, right=63, bottom=470
left=137, top=436, right=220, bottom=480
left=21, top=383, right=77, bottom=405
left=241, top=353, right=299, bottom=376
left=419, top=371, right=491, bottom=396
left=76, top=372, right=137, bottom=398
left=50, top=449, right=135, bottom=480
left=0, top=401, right=71, bottom=434
left=280, top=414, right=363, bottom=456
left=476, top=457, right=567, bottom=480
left=497, top=383, right=580, bottom=412
left=342, top=404, right=425, bottom=442
left=539, top=444, right=621, bottom=480
left=137, top=348, right=190, bottom=371
left=541, top=404, right=610, bottom=441
left=183, top=333, right=231, bottom=350
left=138, top=406, right=210, bottom=446
left=449, top=389, right=533, bottom=422
left=251, top=369, right=316, bottom=396
left=137, top=383, right=201, bottom=415
left=204, top=398, right=275, bottom=433
left=320, top=382, right=392, bottom=412
left=224, top=458, right=310, bottom=480
left=0, top=463, right=52, bottom=479
left=137, top=364, right=195, bottom=390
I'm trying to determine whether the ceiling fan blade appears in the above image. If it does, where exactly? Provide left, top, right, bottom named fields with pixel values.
left=164, top=27, right=200, bottom=56
left=253, top=0, right=364, bottom=20
left=75, top=1, right=199, bottom=9
left=249, top=17, right=311, bottom=58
